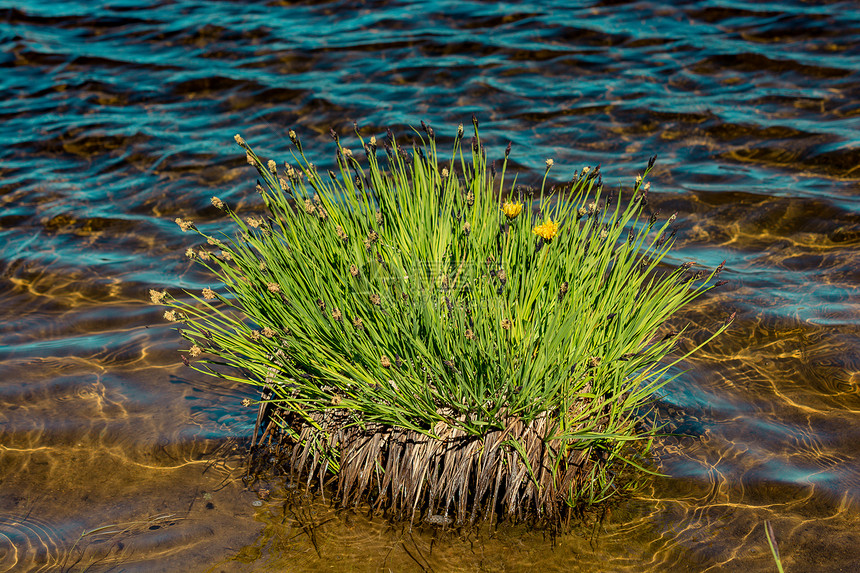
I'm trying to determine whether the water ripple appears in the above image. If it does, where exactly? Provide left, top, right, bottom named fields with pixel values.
left=1, top=0, right=859, bottom=570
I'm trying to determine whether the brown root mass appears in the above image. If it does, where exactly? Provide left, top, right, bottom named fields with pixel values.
left=252, top=406, right=610, bottom=527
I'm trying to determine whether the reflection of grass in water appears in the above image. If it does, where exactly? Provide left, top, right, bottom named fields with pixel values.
left=156, top=119, right=731, bottom=525
left=61, top=513, right=179, bottom=572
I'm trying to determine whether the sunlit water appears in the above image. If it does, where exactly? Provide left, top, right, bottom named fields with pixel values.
left=1, top=0, right=859, bottom=571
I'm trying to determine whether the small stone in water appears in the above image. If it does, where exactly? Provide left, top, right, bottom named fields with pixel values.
left=251, top=500, right=263, bottom=507
left=426, top=514, right=452, bottom=526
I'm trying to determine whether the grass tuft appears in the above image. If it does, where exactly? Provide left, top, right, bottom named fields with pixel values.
left=156, top=120, right=730, bottom=525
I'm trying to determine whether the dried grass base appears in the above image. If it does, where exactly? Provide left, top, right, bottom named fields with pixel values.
left=249, top=406, right=618, bottom=527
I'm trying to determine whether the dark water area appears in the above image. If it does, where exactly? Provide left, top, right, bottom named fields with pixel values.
left=1, top=0, right=859, bottom=570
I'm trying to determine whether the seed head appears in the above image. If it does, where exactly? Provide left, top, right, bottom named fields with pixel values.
left=220, top=250, right=232, bottom=260
left=317, top=206, right=328, bottom=221
left=497, top=268, right=507, bottom=284
left=336, top=225, right=348, bottom=242
left=635, top=174, right=643, bottom=184
left=189, top=345, right=202, bottom=357
left=589, top=356, right=602, bottom=368
left=246, top=216, right=262, bottom=228
left=261, top=327, right=275, bottom=338
left=332, top=308, right=343, bottom=322
left=211, top=196, right=225, bottom=210
left=198, top=250, right=211, bottom=261
left=149, top=289, right=166, bottom=304
left=375, top=210, right=383, bottom=225
left=267, top=282, right=280, bottom=293
left=464, top=328, right=476, bottom=340
left=249, top=330, right=261, bottom=340
left=174, top=218, right=194, bottom=232
left=369, top=293, right=381, bottom=306
left=466, top=191, right=474, bottom=206
left=289, top=129, right=297, bottom=143
left=304, top=199, right=316, bottom=215
left=370, top=135, right=377, bottom=146
left=258, top=261, right=267, bottom=271
left=352, top=317, right=364, bottom=330
left=350, top=264, right=359, bottom=278
left=234, top=134, right=246, bottom=146
left=457, top=124, right=464, bottom=138
left=577, top=206, right=588, bottom=218
left=501, top=318, right=512, bottom=330
left=330, top=394, right=342, bottom=406
left=185, top=247, right=195, bottom=259
left=558, top=281, right=569, bottom=300
left=380, top=355, right=391, bottom=368
left=463, top=222, right=471, bottom=235
left=644, top=181, right=651, bottom=191
left=367, top=230, right=379, bottom=244
left=202, top=287, right=216, bottom=300
left=241, top=398, right=251, bottom=407
left=163, top=310, right=177, bottom=321
left=316, top=298, right=326, bottom=311
left=582, top=166, right=591, bottom=175
left=441, top=167, right=449, bottom=179
left=545, top=158, right=554, bottom=168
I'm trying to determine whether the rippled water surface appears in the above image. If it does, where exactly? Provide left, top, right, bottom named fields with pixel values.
left=1, top=0, right=859, bottom=571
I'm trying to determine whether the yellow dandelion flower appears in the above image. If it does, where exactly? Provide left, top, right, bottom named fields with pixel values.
left=533, top=218, right=559, bottom=241
left=501, top=201, right=523, bottom=219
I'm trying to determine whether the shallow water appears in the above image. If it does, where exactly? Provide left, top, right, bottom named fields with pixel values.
left=1, top=0, right=859, bottom=570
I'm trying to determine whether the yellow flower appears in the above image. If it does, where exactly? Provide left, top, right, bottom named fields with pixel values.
left=501, top=201, right=523, bottom=219
left=533, top=218, right=559, bottom=241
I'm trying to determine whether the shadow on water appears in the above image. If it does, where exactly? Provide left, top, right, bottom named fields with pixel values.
left=1, top=0, right=859, bottom=570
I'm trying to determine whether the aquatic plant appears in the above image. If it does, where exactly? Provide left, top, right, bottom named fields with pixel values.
left=154, top=119, right=731, bottom=525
